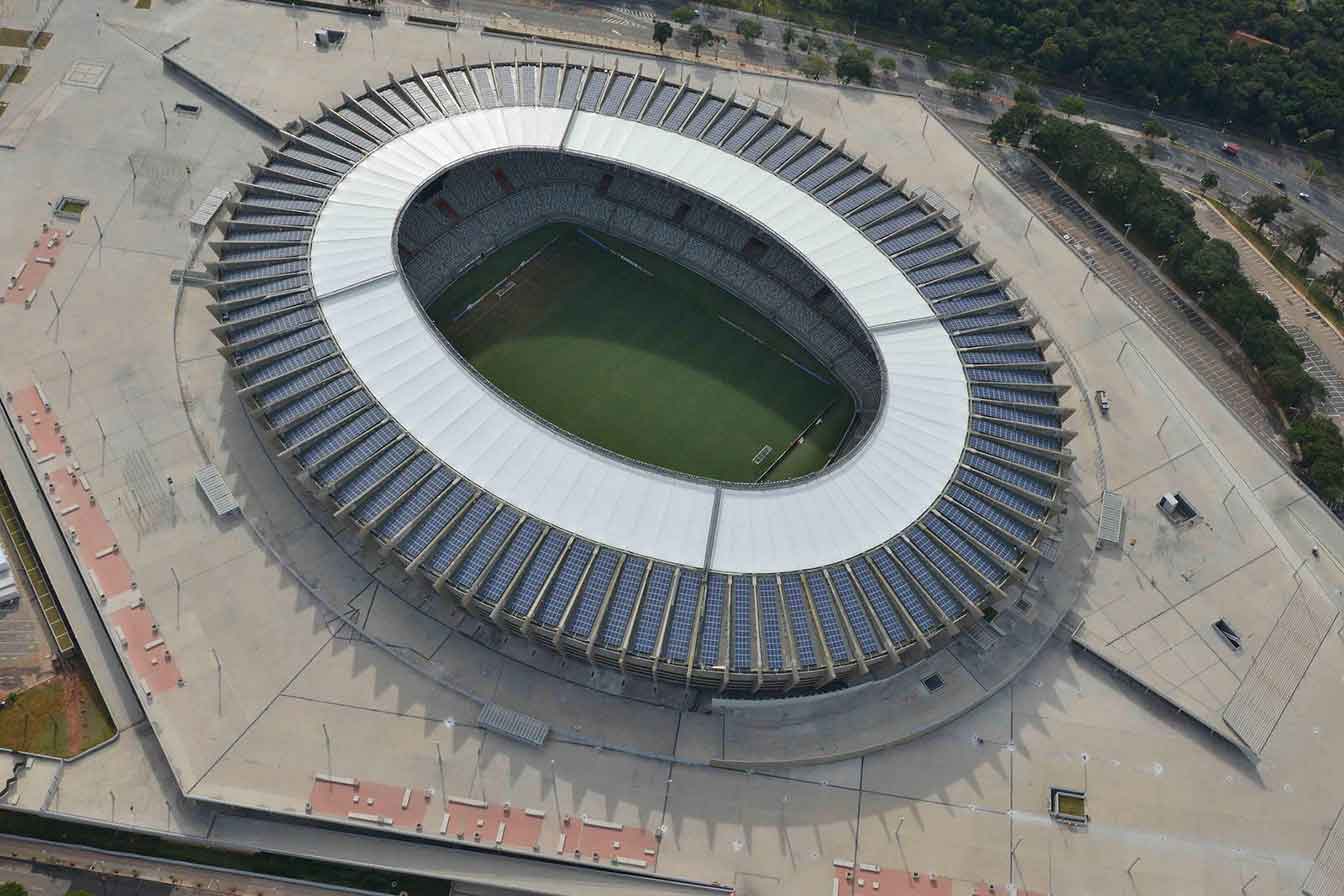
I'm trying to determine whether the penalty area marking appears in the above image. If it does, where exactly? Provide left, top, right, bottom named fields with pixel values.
left=439, top=232, right=562, bottom=322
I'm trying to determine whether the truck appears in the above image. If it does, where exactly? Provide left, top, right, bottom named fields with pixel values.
left=1220, top=142, right=1241, bottom=157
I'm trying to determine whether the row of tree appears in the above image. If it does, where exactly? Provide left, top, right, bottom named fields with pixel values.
left=749, top=0, right=1344, bottom=156
left=655, top=9, right=895, bottom=85
left=1009, top=114, right=1344, bottom=501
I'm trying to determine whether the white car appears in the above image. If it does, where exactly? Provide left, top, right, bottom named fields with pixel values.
left=1299, top=191, right=1312, bottom=201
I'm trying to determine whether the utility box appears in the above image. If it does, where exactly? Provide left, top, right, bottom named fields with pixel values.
left=1157, top=492, right=1199, bottom=524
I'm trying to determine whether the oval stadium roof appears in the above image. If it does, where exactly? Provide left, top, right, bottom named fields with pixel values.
left=206, top=60, right=1073, bottom=693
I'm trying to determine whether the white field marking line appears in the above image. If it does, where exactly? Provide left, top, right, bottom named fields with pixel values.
left=444, top=232, right=563, bottom=323
left=575, top=227, right=653, bottom=276
left=575, top=226, right=832, bottom=383
left=715, top=314, right=830, bottom=384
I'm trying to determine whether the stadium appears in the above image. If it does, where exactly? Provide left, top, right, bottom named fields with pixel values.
left=6, top=6, right=1344, bottom=891
left=207, top=61, right=1070, bottom=694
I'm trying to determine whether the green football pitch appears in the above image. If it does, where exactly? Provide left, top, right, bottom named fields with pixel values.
left=427, top=223, right=855, bottom=483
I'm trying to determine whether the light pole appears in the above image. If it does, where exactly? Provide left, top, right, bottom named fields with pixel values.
left=211, top=648, right=221, bottom=716
left=550, top=759, right=561, bottom=821
left=322, top=722, right=332, bottom=778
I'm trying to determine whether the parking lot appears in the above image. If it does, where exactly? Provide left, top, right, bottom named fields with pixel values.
left=1285, top=324, right=1344, bottom=416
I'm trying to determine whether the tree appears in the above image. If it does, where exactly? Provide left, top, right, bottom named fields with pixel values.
left=878, top=56, right=898, bottom=76
left=1305, top=158, right=1326, bottom=184
left=735, top=18, right=762, bottom=44
left=1200, top=171, right=1219, bottom=194
left=1320, top=267, right=1344, bottom=303
left=1246, top=193, right=1292, bottom=232
left=781, top=24, right=796, bottom=51
left=652, top=20, right=673, bottom=52
left=1013, top=84, right=1040, bottom=105
left=1288, top=220, right=1328, bottom=267
left=1290, top=415, right=1344, bottom=502
left=1265, top=363, right=1325, bottom=410
left=800, top=54, right=831, bottom=80
left=670, top=5, right=696, bottom=25
left=988, top=103, right=1043, bottom=146
left=946, top=69, right=990, bottom=98
left=688, top=24, right=714, bottom=57
left=835, top=51, right=874, bottom=86
left=0, top=885, right=29, bottom=896
left=1057, top=95, right=1085, bottom=117
left=1141, top=118, right=1168, bottom=141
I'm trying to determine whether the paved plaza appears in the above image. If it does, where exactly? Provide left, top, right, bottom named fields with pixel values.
left=0, top=1, right=1343, bottom=894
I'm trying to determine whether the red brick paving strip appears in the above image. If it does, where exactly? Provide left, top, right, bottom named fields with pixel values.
left=9, top=384, right=182, bottom=696
left=3, top=225, right=70, bottom=306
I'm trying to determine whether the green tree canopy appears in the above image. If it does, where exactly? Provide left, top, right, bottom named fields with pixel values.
left=1246, top=193, right=1292, bottom=232
left=988, top=103, right=1043, bottom=146
left=836, top=51, right=874, bottom=85
left=734, top=18, right=762, bottom=44
left=1199, top=171, right=1219, bottom=194
left=1320, top=267, right=1344, bottom=301
left=1289, top=219, right=1328, bottom=267
left=800, top=54, right=831, bottom=80
left=652, top=20, right=673, bottom=51
left=1057, top=95, right=1085, bottom=117
left=947, top=69, right=991, bottom=96
left=688, top=24, right=715, bottom=57
left=758, top=0, right=1344, bottom=154
left=669, top=5, right=696, bottom=25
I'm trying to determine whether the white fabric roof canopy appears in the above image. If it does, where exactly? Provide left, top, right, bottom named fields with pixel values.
left=310, top=106, right=967, bottom=571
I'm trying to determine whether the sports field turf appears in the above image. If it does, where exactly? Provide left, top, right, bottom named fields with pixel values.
left=428, top=223, right=855, bottom=483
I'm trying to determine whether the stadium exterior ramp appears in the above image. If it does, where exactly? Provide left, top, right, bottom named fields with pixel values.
left=202, top=60, right=1073, bottom=696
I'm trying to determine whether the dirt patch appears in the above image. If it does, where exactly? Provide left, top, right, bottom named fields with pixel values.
left=135, top=0, right=151, bottom=9
left=5, top=65, right=30, bottom=84
left=0, top=28, right=53, bottom=49
left=0, top=660, right=114, bottom=756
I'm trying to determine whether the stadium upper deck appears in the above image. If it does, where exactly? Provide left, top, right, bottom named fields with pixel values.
left=205, top=60, right=1073, bottom=693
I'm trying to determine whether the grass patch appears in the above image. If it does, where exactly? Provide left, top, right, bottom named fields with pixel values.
left=135, top=0, right=151, bottom=9
left=5, top=65, right=30, bottom=84
left=432, top=223, right=854, bottom=483
left=0, top=660, right=115, bottom=757
left=54, top=197, right=88, bottom=220
left=0, top=28, right=52, bottom=49
left=0, top=811, right=448, bottom=896
left=0, top=101, right=7, bottom=120
left=1208, top=197, right=1344, bottom=329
